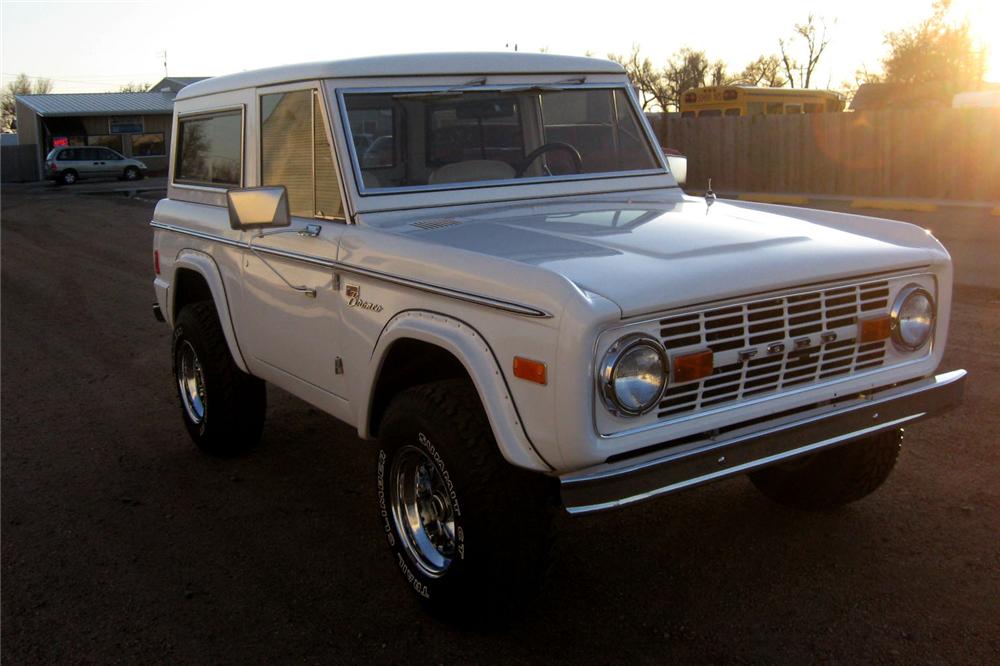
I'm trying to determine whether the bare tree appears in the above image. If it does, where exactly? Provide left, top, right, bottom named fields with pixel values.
left=709, top=60, right=730, bottom=86
left=779, top=15, right=831, bottom=88
left=117, top=82, right=151, bottom=93
left=608, top=45, right=668, bottom=111
left=2, top=73, right=53, bottom=132
left=736, top=55, right=787, bottom=87
left=663, top=47, right=711, bottom=111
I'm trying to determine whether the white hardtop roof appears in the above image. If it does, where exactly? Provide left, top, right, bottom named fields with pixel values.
left=176, top=52, right=625, bottom=100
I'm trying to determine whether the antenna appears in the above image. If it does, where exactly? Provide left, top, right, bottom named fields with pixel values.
left=158, top=50, right=168, bottom=77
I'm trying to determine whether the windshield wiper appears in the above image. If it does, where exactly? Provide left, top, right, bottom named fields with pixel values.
left=393, top=77, right=489, bottom=100
left=392, top=77, right=588, bottom=100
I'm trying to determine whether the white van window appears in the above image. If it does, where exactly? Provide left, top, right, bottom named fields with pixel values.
left=260, top=90, right=343, bottom=219
left=175, top=110, right=242, bottom=186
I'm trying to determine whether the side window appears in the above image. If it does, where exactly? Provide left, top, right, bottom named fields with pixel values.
left=175, top=109, right=243, bottom=186
left=260, top=90, right=343, bottom=219
left=59, top=149, right=76, bottom=160
left=747, top=102, right=765, bottom=116
left=766, top=103, right=784, bottom=115
left=724, top=108, right=741, bottom=116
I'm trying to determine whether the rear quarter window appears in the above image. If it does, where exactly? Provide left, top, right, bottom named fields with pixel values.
left=174, top=109, right=243, bottom=186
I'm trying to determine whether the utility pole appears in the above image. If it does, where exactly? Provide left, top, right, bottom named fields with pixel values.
left=158, top=50, right=168, bottom=77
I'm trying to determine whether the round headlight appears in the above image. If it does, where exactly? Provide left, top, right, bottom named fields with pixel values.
left=599, top=335, right=667, bottom=416
left=891, top=285, right=935, bottom=351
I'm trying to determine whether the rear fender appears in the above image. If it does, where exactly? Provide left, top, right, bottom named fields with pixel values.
left=170, top=249, right=249, bottom=373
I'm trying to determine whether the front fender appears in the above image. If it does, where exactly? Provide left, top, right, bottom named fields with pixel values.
left=361, top=310, right=553, bottom=473
left=171, top=249, right=249, bottom=374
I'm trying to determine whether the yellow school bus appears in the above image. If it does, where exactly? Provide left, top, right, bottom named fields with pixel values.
left=680, top=86, right=845, bottom=117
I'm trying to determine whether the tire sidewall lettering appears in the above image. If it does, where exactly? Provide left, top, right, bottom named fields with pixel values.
left=375, top=449, right=395, bottom=548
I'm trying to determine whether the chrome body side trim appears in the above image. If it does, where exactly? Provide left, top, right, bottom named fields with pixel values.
left=562, top=369, right=966, bottom=514
left=149, top=221, right=552, bottom=318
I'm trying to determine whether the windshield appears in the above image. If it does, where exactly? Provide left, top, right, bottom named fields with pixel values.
left=342, top=86, right=662, bottom=193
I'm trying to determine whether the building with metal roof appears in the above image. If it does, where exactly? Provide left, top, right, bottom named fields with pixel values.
left=10, top=79, right=203, bottom=182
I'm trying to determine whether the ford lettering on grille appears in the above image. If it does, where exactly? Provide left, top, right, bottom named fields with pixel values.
left=657, top=280, right=891, bottom=418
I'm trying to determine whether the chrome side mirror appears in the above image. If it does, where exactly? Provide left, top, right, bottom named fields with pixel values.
left=226, top=186, right=291, bottom=231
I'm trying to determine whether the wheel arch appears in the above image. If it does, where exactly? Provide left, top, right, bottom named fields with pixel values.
left=362, top=310, right=552, bottom=473
left=170, top=250, right=249, bottom=373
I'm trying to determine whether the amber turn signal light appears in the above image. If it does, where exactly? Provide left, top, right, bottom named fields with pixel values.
left=858, top=315, right=892, bottom=343
left=673, top=349, right=713, bottom=383
left=513, top=357, right=547, bottom=385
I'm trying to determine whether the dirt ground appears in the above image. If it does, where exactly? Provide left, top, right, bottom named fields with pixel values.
left=2, top=183, right=998, bottom=664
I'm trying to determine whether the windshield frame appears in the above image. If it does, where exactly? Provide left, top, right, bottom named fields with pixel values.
left=336, top=82, right=670, bottom=198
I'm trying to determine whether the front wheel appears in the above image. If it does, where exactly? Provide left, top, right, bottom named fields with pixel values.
left=123, top=166, right=141, bottom=181
left=748, top=429, right=902, bottom=510
left=172, top=301, right=266, bottom=455
left=376, top=379, right=556, bottom=616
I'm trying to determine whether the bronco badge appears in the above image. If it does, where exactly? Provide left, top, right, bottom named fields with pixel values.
left=344, top=284, right=384, bottom=313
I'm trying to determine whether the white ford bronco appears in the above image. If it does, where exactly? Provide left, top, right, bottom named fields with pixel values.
left=151, top=53, right=965, bottom=613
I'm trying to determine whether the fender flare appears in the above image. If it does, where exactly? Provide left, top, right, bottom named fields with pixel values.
left=171, top=249, right=250, bottom=374
left=361, top=310, right=553, bottom=473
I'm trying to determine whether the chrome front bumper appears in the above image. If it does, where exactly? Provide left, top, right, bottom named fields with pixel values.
left=562, top=369, right=967, bottom=515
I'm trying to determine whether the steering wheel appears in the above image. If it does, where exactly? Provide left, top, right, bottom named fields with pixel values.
left=517, top=142, right=583, bottom=177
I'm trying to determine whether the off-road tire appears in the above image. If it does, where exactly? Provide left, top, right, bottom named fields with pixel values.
left=172, top=301, right=265, bottom=455
left=376, top=379, right=556, bottom=618
left=748, top=429, right=902, bottom=510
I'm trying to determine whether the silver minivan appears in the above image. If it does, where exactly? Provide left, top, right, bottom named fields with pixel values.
left=44, top=146, right=147, bottom=185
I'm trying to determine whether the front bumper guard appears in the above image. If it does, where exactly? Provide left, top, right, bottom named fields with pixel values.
left=561, top=369, right=967, bottom=515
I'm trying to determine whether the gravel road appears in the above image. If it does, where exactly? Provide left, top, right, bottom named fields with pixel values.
left=2, top=184, right=998, bottom=664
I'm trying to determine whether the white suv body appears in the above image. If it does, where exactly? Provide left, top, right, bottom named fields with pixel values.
left=151, top=53, right=964, bottom=611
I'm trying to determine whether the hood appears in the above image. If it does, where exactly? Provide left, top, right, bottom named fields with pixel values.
left=366, top=193, right=946, bottom=317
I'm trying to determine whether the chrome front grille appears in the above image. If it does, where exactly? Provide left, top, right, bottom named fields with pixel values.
left=657, top=280, right=891, bottom=419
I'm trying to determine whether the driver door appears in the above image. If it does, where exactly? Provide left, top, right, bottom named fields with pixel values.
left=240, top=85, right=350, bottom=401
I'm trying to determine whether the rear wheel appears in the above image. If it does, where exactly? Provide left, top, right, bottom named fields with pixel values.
left=60, top=170, right=78, bottom=185
left=172, top=301, right=266, bottom=455
left=748, top=429, right=902, bottom=510
left=376, top=379, right=556, bottom=617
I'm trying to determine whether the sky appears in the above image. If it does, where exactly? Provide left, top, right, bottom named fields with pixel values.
left=2, top=0, right=998, bottom=94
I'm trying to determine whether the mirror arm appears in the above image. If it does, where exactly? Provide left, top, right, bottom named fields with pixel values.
left=248, top=229, right=318, bottom=298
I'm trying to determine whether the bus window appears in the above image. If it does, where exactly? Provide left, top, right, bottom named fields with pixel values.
left=747, top=102, right=765, bottom=116
left=681, top=111, right=695, bottom=118
left=766, top=103, right=784, bottom=114
left=786, top=104, right=802, bottom=114
left=804, top=103, right=822, bottom=113
left=699, top=109, right=722, bottom=117
left=725, top=108, right=741, bottom=116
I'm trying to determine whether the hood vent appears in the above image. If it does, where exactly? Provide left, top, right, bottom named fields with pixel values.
left=411, top=218, right=462, bottom=231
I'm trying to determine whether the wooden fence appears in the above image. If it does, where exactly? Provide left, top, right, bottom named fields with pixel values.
left=657, top=108, right=1000, bottom=201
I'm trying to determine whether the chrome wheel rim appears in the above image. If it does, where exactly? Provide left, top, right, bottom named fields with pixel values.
left=64, top=172, right=75, bottom=183
left=125, top=168, right=137, bottom=180
left=177, top=340, right=207, bottom=424
left=389, top=444, right=456, bottom=577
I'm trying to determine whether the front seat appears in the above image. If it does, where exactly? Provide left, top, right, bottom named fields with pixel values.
left=428, top=160, right=516, bottom=185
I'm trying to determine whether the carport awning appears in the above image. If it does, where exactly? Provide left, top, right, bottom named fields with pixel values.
left=41, top=117, right=87, bottom=136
